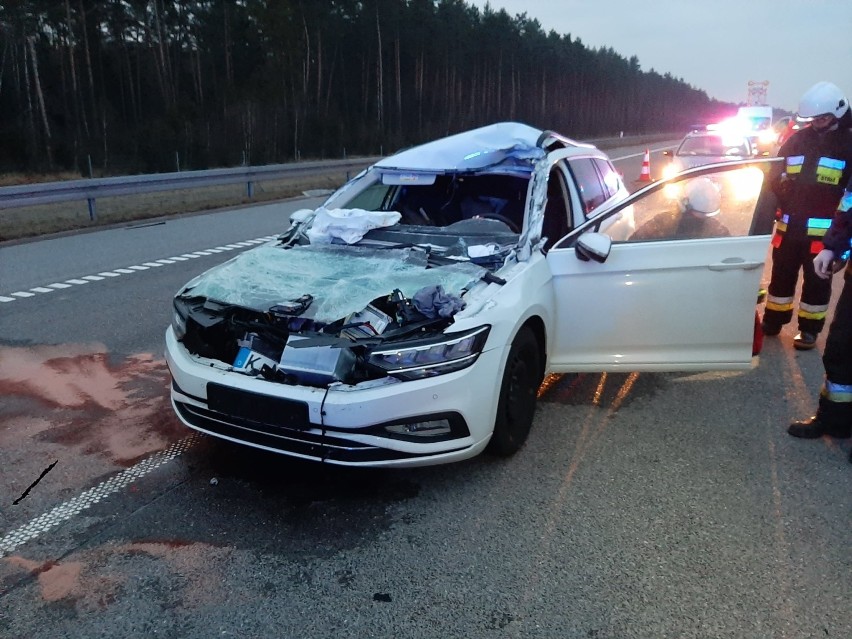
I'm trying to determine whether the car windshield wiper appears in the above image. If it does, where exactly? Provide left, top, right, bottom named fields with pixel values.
left=355, top=240, right=454, bottom=263
left=352, top=240, right=508, bottom=285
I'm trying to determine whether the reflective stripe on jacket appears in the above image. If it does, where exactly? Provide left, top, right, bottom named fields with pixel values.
left=772, top=127, right=852, bottom=236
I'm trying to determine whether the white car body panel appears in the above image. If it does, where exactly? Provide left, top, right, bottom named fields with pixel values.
left=548, top=235, right=768, bottom=371
left=166, top=326, right=504, bottom=466
left=165, top=122, right=778, bottom=467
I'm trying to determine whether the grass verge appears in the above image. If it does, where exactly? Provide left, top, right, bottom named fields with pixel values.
left=0, top=172, right=352, bottom=244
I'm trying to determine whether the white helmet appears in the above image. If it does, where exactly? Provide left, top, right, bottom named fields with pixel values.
left=680, top=177, right=721, bottom=217
left=797, top=81, right=849, bottom=121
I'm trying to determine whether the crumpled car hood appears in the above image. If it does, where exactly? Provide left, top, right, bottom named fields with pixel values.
left=179, top=243, right=487, bottom=322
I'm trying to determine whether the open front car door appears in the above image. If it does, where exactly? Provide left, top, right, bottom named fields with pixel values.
left=547, top=158, right=778, bottom=372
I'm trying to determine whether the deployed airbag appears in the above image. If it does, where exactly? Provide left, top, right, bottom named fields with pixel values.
left=306, top=207, right=401, bottom=244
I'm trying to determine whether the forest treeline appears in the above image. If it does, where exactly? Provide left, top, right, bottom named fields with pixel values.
left=0, top=0, right=735, bottom=175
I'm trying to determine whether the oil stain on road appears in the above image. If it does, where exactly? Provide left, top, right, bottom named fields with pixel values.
left=0, top=343, right=185, bottom=522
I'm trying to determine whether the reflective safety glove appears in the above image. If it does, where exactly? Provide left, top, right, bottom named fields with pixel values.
left=813, top=249, right=836, bottom=279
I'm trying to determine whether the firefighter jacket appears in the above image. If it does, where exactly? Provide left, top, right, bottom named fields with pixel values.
left=770, top=126, right=852, bottom=252
left=822, top=176, right=852, bottom=258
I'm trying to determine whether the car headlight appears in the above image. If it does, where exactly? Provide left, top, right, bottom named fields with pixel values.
left=662, top=163, right=679, bottom=180
left=172, top=297, right=192, bottom=340
left=726, top=166, right=764, bottom=201
left=758, top=129, right=777, bottom=145
left=368, top=325, right=490, bottom=380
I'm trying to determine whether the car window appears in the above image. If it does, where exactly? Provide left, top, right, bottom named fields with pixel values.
left=679, top=135, right=749, bottom=158
left=594, top=159, right=622, bottom=198
left=745, top=117, right=771, bottom=131
left=567, top=158, right=607, bottom=217
left=551, top=161, right=776, bottom=251
left=623, top=167, right=768, bottom=242
left=344, top=181, right=394, bottom=211
left=350, top=173, right=529, bottom=229
left=541, top=168, right=571, bottom=251
left=678, top=136, right=713, bottom=156
left=716, top=140, right=750, bottom=157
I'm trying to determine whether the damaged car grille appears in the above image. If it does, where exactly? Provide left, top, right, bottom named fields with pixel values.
left=174, top=397, right=469, bottom=463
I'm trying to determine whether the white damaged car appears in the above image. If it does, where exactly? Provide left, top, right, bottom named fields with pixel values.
left=166, top=122, right=777, bottom=467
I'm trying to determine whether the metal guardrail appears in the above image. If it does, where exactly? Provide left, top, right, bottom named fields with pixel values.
left=0, top=157, right=380, bottom=219
left=0, top=133, right=676, bottom=220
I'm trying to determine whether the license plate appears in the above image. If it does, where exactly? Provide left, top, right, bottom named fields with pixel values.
left=206, top=383, right=311, bottom=430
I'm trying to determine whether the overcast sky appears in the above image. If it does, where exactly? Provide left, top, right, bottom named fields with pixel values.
left=465, top=0, right=851, bottom=112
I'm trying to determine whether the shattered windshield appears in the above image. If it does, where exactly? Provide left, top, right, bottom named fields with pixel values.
left=304, top=122, right=544, bottom=253
left=285, top=170, right=533, bottom=263
left=181, top=244, right=487, bottom=322
left=678, top=135, right=749, bottom=158
left=341, top=172, right=530, bottom=232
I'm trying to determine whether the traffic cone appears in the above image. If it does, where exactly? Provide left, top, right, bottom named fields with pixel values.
left=636, top=148, right=652, bottom=183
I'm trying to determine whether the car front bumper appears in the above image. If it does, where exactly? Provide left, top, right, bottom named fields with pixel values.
left=165, top=327, right=505, bottom=468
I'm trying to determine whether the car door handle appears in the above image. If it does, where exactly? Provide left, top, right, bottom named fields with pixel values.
left=708, top=258, right=762, bottom=271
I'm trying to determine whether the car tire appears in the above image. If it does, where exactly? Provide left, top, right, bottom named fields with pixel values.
left=486, top=326, right=542, bottom=457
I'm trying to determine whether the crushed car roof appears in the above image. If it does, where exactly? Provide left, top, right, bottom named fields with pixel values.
left=374, top=122, right=547, bottom=173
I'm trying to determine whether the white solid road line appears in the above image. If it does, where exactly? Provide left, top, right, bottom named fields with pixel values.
left=0, top=434, right=202, bottom=557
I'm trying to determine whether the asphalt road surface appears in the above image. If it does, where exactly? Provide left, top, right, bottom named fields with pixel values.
left=0, top=144, right=849, bottom=639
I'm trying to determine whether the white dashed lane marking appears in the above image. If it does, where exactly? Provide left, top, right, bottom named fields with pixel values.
left=0, top=435, right=201, bottom=557
left=0, top=235, right=277, bottom=303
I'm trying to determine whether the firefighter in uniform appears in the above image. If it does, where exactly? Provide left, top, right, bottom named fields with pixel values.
left=788, top=176, right=852, bottom=448
left=762, top=82, right=852, bottom=349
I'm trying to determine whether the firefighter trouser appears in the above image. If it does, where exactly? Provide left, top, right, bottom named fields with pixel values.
left=764, top=233, right=832, bottom=334
left=823, top=269, right=852, bottom=386
left=813, top=267, right=852, bottom=431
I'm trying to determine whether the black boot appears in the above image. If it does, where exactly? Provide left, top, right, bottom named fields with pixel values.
left=788, top=416, right=850, bottom=438
left=793, top=331, right=818, bottom=350
left=788, top=397, right=852, bottom=439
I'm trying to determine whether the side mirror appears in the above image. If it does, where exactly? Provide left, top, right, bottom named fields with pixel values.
left=575, top=232, right=612, bottom=263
